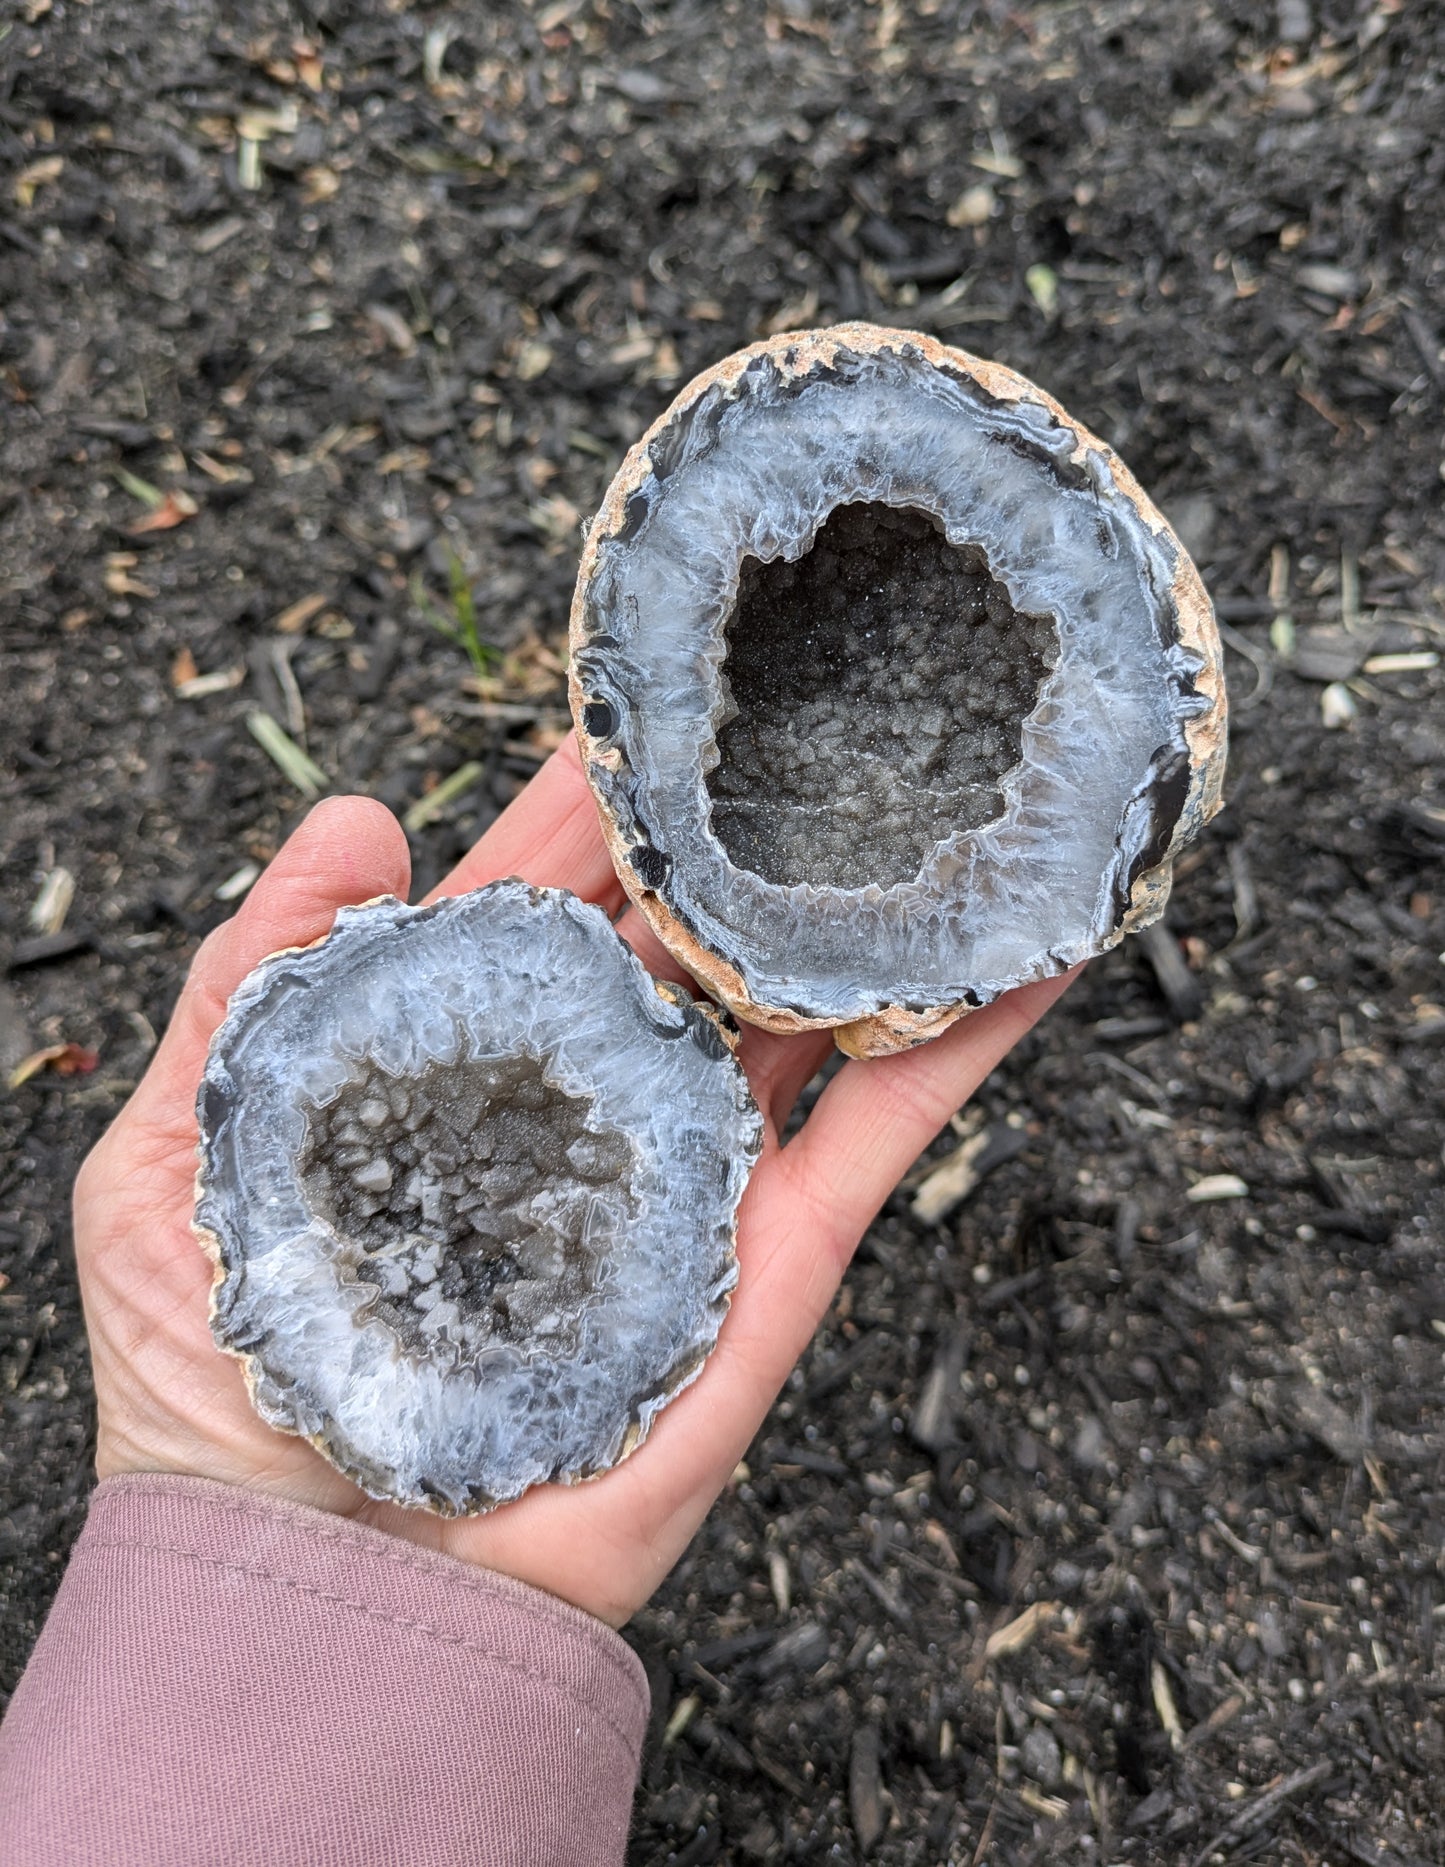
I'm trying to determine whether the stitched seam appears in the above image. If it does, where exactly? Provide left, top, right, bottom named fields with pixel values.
left=95, top=1480, right=645, bottom=1714
left=83, top=1535, right=644, bottom=1756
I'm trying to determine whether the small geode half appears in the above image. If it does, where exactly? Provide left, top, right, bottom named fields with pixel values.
left=194, top=883, right=762, bottom=1514
left=570, top=323, right=1227, bottom=1057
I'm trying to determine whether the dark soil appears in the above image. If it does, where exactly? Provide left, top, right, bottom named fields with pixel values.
left=3, top=2, right=1444, bottom=1861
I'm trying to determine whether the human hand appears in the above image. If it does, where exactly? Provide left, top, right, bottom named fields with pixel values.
left=75, top=741, right=1073, bottom=1626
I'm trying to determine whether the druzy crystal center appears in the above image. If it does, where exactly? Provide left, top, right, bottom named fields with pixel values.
left=299, top=1053, right=635, bottom=1361
left=704, top=503, right=1059, bottom=890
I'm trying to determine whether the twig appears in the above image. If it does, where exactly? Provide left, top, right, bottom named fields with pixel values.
left=1190, top=1759, right=1334, bottom=1865
left=845, top=1556, right=913, bottom=1627
left=1227, top=842, right=1259, bottom=939
left=889, top=1546, right=980, bottom=1599
left=1215, top=619, right=1274, bottom=710
left=971, top=1704, right=1007, bottom=1867
left=270, top=638, right=307, bottom=741
left=1203, top=1505, right=1264, bottom=1564
left=1139, top=919, right=1204, bottom=1023
left=438, top=698, right=570, bottom=726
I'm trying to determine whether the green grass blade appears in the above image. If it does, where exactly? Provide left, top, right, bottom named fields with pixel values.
left=246, top=710, right=329, bottom=797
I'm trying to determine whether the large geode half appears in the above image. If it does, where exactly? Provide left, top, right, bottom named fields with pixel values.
left=194, top=884, right=762, bottom=1514
left=570, top=324, right=1226, bottom=1057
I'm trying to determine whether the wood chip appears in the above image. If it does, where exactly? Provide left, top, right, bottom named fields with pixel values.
left=1362, top=650, right=1438, bottom=674
left=236, top=103, right=298, bottom=141
left=1320, top=681, right=1357, bottom=728
left=1151, top=1658, right=1184, bottom=1750
left=1295, top=262, right=1359, bottom=300
left=763, top=289, right=820, bottom=334
left=911, top=1123, right=1028, bottom=1224
left=1186, top=1173, right=1249, bottom=1202
left=662, top=1694, right=698, bottom=1746
left=848, top=1724, right=885, bottom=1856
left=908, top=1329, right=968, bottom=1451
left=515, top=340, right=554, bottom=381
left=28, top=868, right=74, bottom=937
left=127, top=488, right=198, bottom=534
left=1017, top=1784, right=1068, bottom=1820
left=193, top=216, right=246, bottom=254
left=971, top=150, right=1024, bottom=178
left=365, top=303, right=416, bottom=355
left=273, top=593, right=329, bottom=634
left=214, top=863, right=260, bottom=903
left=13, top=155, right=64, bottom=207
left=176, top=666, right=246, bottom=700
left=947, top=184, right=995, bottom=227
left=1184, top=1691, right=1245, bottom=1747
left=767, top=1549, right=791, bottom=1616
left=301, top=166, right=340, bottom=205
left=911, top=1130, right=991, bottom=1223
left=984, top=1600, right=1059, bottom=1661
left=8, top=1043, right=99, bottom=1090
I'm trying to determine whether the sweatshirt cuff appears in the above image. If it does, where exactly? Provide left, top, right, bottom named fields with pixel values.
left=0, top=1472, right=649, bottom=1867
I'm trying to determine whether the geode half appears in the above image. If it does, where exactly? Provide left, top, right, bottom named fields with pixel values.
left=194, top=884, right=762, bottom=1514
left=570, top=323, right=1226, bottom=1057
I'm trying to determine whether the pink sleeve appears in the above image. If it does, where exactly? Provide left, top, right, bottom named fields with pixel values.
left=0, top=1473, right=650, bottom=1867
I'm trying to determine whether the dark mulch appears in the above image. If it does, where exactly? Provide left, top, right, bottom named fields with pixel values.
left=3, top=2, right=1444, bottom=1860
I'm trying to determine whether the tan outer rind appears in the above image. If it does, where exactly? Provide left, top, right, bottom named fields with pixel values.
left=570, top=323, right=1227, bottom=1058
left=191, top=892, right=745, bottom=1516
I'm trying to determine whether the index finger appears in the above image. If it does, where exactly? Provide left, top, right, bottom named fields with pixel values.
left=778, top=969, right=1080, bottom=1251
left=427, top=734, right=625, bottom=912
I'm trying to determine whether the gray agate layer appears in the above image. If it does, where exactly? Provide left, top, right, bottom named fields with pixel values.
left=195, top=884, right=762, bottom=1514
left=571, top=326, right=1226, bottom=1045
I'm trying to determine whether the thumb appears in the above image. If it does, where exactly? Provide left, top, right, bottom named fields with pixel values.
left=120, top=796, right=411, bottom=1146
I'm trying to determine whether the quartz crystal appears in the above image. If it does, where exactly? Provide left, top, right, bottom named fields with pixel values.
left=570, top=324, right=1227, bottom=1056
left=195, top=884, right=762, bottom=1514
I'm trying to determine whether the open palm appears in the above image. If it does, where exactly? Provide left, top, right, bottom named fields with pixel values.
left=74, top=741, right=1071, bottom=1627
